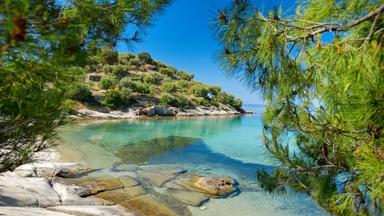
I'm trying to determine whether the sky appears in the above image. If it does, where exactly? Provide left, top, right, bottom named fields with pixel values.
left=117, top=0, right=293, bottom=104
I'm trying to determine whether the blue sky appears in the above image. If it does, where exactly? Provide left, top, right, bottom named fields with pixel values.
left=117, top=0, right=293, bottom=104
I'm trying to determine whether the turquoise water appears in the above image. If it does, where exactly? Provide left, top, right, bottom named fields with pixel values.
left=57, top=105, right=329, bottom=216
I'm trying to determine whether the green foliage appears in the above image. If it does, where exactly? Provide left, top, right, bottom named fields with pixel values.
left=99, top=75, right=117, bottom=90
left=177, top=70, right=194, bottom=81
left=143, top=73, right=162, bottom=85
left=101, top=47, right=119, bottom=65
left=68, top=83, right=93, bottom=102
left=214, top=0, right=384, bottom=215
left=159, top=93, right=178, bottom=107
left=110, top=65, right=129, bottom=79
left=161, top=81, right=178, bottom=93
left=119, top=53, right=136, bottom=64
left=159, top=66, right=177, bottom=77
left=189, top=84, right=209, bottom=98
left=137, top=52, right=153, bottom=65
left=103, top=89, right=123, bottom=109
left=0, top=0, right=171, bottom=170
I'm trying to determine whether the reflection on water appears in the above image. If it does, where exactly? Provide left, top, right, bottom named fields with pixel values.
left=115, top=136, right=197, bottom=164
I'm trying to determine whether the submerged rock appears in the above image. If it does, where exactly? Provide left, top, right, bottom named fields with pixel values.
left=119, top=194, right=179, bottom=216
left=94, top=186, right=146, bottom=204
left=188, top=176, right=236, bottom=196
left=154, top=187, right=209, bottom=207
left=137, top=168, right=187, bottom=187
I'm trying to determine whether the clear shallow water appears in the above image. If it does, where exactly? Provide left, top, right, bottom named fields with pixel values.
left=57, top=105, right=329, bottom=216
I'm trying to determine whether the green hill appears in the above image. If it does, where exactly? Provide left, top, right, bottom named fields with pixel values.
left=68, top=48, right=243, bottom=113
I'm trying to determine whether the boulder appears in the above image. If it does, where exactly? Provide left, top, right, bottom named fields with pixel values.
left=188, top=176, right=236, bottom=196
left=140, top=106, right=177, bottom=116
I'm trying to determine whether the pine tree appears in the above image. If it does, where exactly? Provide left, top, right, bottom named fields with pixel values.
left=213, top=0, right=384, bottom=215
left=0, top=0, right=171, bottom=170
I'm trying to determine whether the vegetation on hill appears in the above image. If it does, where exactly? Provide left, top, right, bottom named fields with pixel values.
left=70, top=49, right=243, bottom=111
left=214, top=0, right=384, bottom=215
left=0, top=0, right=171, bottom=171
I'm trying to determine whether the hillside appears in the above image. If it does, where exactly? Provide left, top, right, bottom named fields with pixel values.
left=68, top=48, right=245, bottom=117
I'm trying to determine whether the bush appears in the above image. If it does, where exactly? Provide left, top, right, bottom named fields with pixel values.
left=119, top=77, right=132, bottom=88
left=119, top=53, right=136, bottom=64
left=111, top=65, right=129, bottom=79
left=161, top=81, right=178, bottom=93
left=177, top=71, right=194, bottom=81
left=233, top=98, right=243, bottom=109
left=103, top=89, right=124, bottom=109
left=190, top=84, right=209, bottom=98
left=68, top=83, right=93, bottom=101
left=101, top=48, right=119, bottom=65
left=175, top=94, right=194, bottom=107
left=137, top=52, right=153, bottom=64
left=120, top=87, right=133, bottom=100
left=134, top=82, right=151, bottom=94
left=99, top=75, right=117, bottom=90
left=143, top=73, right=162, bottom=85
left=159, top=66, right=177, bottom=77
left=159, top=93, right=178, bottom=107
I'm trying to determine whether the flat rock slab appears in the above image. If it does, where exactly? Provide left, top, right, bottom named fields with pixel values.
left=120, top=194, right=179, bottom=216
left=137, top=168, right=187, bottom=187
left=94, top=186, right=146, bottom=204
left=0, top=207, right=73, bottom=216
left=48, top=205, right=136, bottom=216
left=154, top=187, right=209, bottom=207
left=53, top=176, right=124, bottom=197
left=0, top=172, right=60, bottom=207
left=188, top=176, right=236, bottom=196
left=15, top=162, right=92, bottom=178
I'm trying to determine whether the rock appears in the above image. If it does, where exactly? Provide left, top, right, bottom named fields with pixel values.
left=47, top=205, right=135, bottom=216
left=51, top=179, right=110, bottom=205
left=189, top=176, right=236, bottom=196
left=140, top=106, right=177, bottom=116
left=94, top=186, right=146, bottom=204
left=119, top=194, right=178, bottom=216
left=118, top=176, right=140, bottom=187
left=154, top=187, right=209, bottom=207
left=137, top=168, right=187, bottom=187
left=0, top=172, right=61, bottom=207
left=15, top=162, right=91, bottom=178
left=52, top=176, right=123, bottom=197
left=0, top=207, right=73, bottom=216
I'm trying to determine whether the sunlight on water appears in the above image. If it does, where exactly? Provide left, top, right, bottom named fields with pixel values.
left=57, top=105, right=329, bottom=216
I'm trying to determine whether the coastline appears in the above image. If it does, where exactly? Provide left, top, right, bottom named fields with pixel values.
left=0, top=146, right=239, bottom=216
left=70, top=105, right=253, bottom=120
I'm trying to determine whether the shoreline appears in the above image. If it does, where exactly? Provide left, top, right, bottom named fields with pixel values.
left=71, top=105, right=253, bottom=120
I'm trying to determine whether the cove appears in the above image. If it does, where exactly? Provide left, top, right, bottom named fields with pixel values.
left=57, top=105, right=330, bottom=216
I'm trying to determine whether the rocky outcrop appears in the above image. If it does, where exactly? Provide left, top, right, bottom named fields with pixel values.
left=0, top=149, right=240, bottom=216
left=73, top=105, right=246, bottom=119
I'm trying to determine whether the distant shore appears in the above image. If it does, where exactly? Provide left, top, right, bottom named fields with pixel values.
left=70, top=105, right=253, bottom=119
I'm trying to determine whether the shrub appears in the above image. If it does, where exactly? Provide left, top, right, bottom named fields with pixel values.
left=161, top=82, right=178, bottom=93
left=119, top=77, right=133, bottom=88
left=111, top=65, right=129, bottom=79
left=190, top=84, right=209, bottom=98
left=137, top=52, right=153, bottom=64
left=143, top=73, right=162, bottom=85
left=233, top=98, right=243, bottom=109
left=208, top=86, right=221, bottom=96
left=134, top=82, right=151, bottom=94
left=99, top=75, right=117, bottom=90
left=128, top=57, right=141, bottom=67
left=101, top=48, right=118, bottom=65
left=120, top=87, right=133, bottom=101
left=159, top=93, right=178, bottom=107
left=175, top=80, right=190, bottom=91
left=119, top=53, right=136, bottom=64
left=159, top=66, right=177, bottom=77
left=103, top=89, right=124, bottom=109
left=68, top=83, right=93, bottom=101
left=177, top=71, right=194, bottom=81
left=175, top=94, right=194, bottom=107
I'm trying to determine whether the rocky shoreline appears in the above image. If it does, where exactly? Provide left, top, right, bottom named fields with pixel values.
left=72, top=105, right=252, bottom=119
left=0, top=149, right=239, bottom=216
